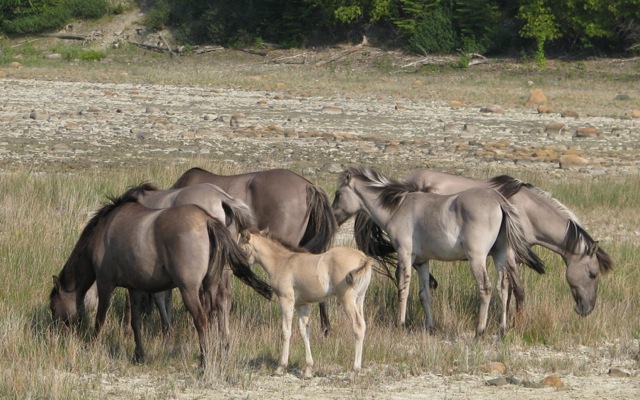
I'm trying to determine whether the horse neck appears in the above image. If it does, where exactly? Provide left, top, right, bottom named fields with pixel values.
left=351, top=179, right=396, bottom=228
left=512, top=190, right=574, bottom=259
left=251, top=236, right=291, bottom=278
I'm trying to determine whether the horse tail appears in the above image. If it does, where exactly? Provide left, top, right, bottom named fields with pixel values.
left=353, top=212, right=398, bottom=281
left=206, top=218, right=273, bottom=300
left=498, top=196, right=545, bottom=274
left=299, top=185, right=338, bottom=253
left=346, top=257, right=373, bottom=289
left=221, top=197, right=255, bottom=231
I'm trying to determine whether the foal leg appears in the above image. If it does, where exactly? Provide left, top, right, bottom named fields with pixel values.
left=342, top=292, right=366, bottom=379
left=275, top=296, right=295, bottom=376
left=415, top=261, right=435, bottom=332
left=296, top=304, right=314, bottom=379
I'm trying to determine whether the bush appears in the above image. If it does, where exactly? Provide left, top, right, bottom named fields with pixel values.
left=2, top=7, right=71, bottom=34
left=406, top=7, right=457, bottom=54
left=66, top=0, right=110, bottom=20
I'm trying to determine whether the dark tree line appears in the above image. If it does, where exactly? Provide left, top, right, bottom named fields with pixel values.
left=2, top=0, right=639, bottom=59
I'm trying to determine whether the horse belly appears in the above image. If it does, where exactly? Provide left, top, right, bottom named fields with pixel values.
left=414, top=235, right=466, bottom=262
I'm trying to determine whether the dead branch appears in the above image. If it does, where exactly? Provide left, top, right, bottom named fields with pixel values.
left=42, top=34, right=87, bottom=41
left=267, top=52, right=308, bottom=64
left=193, top=45, right=224, bottom=54
left=159, top=34, right=181, bottom=63
left=315, top=35, right=368, bottom=67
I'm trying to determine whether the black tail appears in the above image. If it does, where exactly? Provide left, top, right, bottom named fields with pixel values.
left=299, top=185, right=338, bottom=254
left=207, top=219, right=273, bottom=300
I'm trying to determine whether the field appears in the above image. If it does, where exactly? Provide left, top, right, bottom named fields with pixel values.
left=1, top=11, right=640, bottom=399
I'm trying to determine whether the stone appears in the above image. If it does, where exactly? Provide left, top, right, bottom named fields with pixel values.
left=545, top=122, right=568, bottom=135
left=626, top=109, right=640, bottom=119
left=450, top=100, right=463, bottom=107
left=540, top=375, right=564, bottom=388
left=321, top=105, right=343, bottom=114
left=480, top=104, right=504, bottom=114
left=614, top=93, right=631, bottom=101
left=46, top=53, right=62, bottom=60
left=9, top=61, right=21, bottom=68
left=559, top=154, right=589, bottom=169
left=526, top=88, right=548, bottom=105
left=486, top=377, right=508, bottom=386
left=561, top=110, right=579, bottom=118
left=537, top=105, right=554, bottom=114
left=608, top=368, right=631, bottom=378
left=481, top=361, right=507, bottom=374
left=276, top=82, right=287, bottom=89
left=574, top=127, right=599, bottom=138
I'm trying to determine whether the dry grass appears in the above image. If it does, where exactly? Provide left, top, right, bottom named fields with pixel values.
left=0, top=162, right=638, bottom=398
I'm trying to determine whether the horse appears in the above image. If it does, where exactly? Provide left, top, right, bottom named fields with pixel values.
left=332, top=166, right=544, bottom=336
left=50, top=185, right=272, bottom=367
left=81, top=182, right=256, bottom=338
left=172, top=167, right=338, bottom=336
left=400, top=169, right=614, bottom=316
left=239, top=229, right=372, bottom=379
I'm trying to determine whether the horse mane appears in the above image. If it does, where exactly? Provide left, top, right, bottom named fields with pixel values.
left=53, top=183, right=153, bottom=293
left=342, top=166, right=424, bottom=211
left=564, top=220, right=614, bottom=273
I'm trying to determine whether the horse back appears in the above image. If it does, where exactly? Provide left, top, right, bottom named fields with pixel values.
left=403, top=169, right=486, bottom=194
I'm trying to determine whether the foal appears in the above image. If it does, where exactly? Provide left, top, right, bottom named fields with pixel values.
left=240, top=230, right=373, bottom=379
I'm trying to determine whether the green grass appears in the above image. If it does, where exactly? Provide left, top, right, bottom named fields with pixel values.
left=0, top=162, right=637, bottom=397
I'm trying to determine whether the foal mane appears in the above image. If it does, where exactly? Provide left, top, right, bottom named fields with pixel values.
left=489, top=175, right=612, bottom=273
left=53, top=183, right=155, bottom=293
left=259, top=230, right=310, bottom=254
left=342, top=166, right=426, bottom=211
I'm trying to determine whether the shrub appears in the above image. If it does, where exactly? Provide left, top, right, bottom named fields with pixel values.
left=66, top=0, right=110, bottom=20
left=406, top=6, right=456, bottom=54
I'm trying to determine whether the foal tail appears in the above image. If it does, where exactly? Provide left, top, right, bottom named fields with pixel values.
left=498, top=196, right=545, bottom=274
left=207, top=218, right=273, bottom=300
left=346, top=257, right=374, bottom=290
left=299, top=185, right=338, bottom=253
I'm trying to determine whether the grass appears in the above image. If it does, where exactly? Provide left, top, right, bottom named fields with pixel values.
left=0, top=162, right=637, bottom=398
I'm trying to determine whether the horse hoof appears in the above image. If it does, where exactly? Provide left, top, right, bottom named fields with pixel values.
left=303, top=369, right=313, bottom=379
left=274, top=367, right=286, bottom=376
left=349, top=370, right=359, bottom=382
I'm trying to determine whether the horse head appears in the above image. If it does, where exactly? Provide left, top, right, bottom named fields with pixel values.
left=332, top=168, right=367, bottom=225
left=564, top=223, right=613, bottom=316
left=49, top=275, right=84, bottom=328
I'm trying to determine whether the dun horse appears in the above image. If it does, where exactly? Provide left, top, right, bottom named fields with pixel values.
left=332, top=166, right=544, bottom=336
left=400, top=169, right=614, bottom=316
left=50, top=185, right=272, bottom=366
left=172, top=167, right=338, bottom=335
left=239, top=230, right=372, bottom=379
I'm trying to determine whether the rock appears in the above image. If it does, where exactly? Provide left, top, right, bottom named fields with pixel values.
left=608, top=368, right=631, bottom=378
left=29, top=111, right=49, bottom=121
left=506, top=376, right=522, bottom=385
left=394, top=103, right=405, bottom=110
left=46, top=53, right=62, bottom=60
left=526, top=88, right=548, bottom=105
left=559, top=154, right=590, bottom=169
left=480, top=104, right=504, bottom=114
left=561, top=110, right=579, bottom=118
left=626, top=109, right=640, bottom=119
left=545, top=122, right=568, bottom=135
left=486, top=377, right=508, bottom=386
left=383, top=143, right=401, bottom=154
left=614, top=93, right=631, bottom=101
left=9, top=61, right=21, bottom=68
left=481, top=361, right=507, bottom=374
left=537, top=105, right=554, bottom=114
left=523, top=381, right=544, bottom=389
left=321, top=105, right=343, bottom=114
left=450, top=100, right=463, bottom=107
left=276, top=82, right=287, bottom=89
left=574, top=127, right=599, bottom=138
left=540, top=375, right=564, bottom=388
left=230, top=113, right=246, bottom=128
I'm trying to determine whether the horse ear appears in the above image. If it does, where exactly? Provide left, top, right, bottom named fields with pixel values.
left=52, top=275, right=61, bottom=290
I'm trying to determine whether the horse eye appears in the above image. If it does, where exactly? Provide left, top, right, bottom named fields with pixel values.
left=589, top=271, right=598, bottom=280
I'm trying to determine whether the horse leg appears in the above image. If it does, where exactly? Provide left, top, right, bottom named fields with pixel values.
left=214, top=269, right=233, bottom=350
left=296, top=304, right=314, bottom=379
left=415, top=261, right=435, bottom=332
left=319, top=302, right=331, bottom=338
left=94, top=282, right=114, bottom=338
left=506, top=249, right=525, bottom=313
left=275, top=296, right=294, bottom=376
left=123, top=290, right=133, bottom=336
left=494, top=258, right=510, bottom=337
left=396, top=251, right=413, bottom=327
left=129, top=289, right=146, bottom=363
left=469, top=257, right=492, bottom=337
left=152, top=290, right=171, bottom=337
left=178, top=287, right=209, bottom=369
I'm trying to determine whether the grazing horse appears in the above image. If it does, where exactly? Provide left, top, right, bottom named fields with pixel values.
left=400, top=169, right=614, bottom=316
left=239, top=230, right=372, bottom=379
left=332, top=166, right=544, bottom=336
left=172, top=167, right=338, bottom=336
left=50, top=185, right=272, bottom=366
